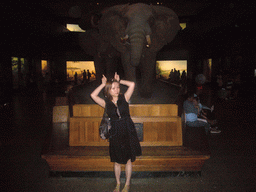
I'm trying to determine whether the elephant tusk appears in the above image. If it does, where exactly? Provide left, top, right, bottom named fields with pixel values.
left=122, top=34, right=129, bottom=40
left=146, top=35, right=151, bottom=47
left=120, top=35, right=129, bottom=44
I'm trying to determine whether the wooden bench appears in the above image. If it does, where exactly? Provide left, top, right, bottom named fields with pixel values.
left=42, top=104, right=210, bottom=173
left=69, top=104, right=182, bottom=147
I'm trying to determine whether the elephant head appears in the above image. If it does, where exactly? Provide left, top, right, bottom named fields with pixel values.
left=97, top=3, right=180, bottom=97
left=98, top=3, right=180, bottom=67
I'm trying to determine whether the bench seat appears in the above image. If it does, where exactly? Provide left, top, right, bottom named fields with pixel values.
left=42, top=146, right=210, bottom=172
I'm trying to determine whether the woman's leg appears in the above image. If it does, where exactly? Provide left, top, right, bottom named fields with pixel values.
left=114, top=162, right=121, bottom=185
left=125, top=159, right=132, bottom=186
left=113, top=162, right=121, bottom=192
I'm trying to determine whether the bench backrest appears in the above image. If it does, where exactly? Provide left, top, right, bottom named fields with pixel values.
left=70, top=104, right=182, bottom=147
left=73, top=104, right=178, bottom=117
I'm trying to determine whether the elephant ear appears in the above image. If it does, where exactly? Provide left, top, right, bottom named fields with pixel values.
left=98, top=4, right=129, bottom=53
left=79, top=29, right=111, bottom=56
left=79, top=29, right=98, bottom=56
left=150, top=6, right=180, bottom=52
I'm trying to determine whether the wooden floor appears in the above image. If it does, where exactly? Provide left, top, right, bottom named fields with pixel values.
left=42, top=146, right=210, bottom=172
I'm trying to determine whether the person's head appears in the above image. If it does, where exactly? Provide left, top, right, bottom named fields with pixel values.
left=193, top=96, right=199, bottom=105
left=186, top=92, right=196, bottom=102
left=104, top=79, right=120, bottom=101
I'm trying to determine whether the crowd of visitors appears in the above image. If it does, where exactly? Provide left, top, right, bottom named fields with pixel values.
left=168, top=69, right=187, bottom=86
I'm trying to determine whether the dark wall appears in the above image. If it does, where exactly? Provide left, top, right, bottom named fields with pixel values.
left=0, top=54, right=13, bottom=104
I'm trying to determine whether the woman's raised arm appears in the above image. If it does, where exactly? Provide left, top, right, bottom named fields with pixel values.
left=90, top=75, right=107, bottom=108
left=114, top=72, right=135, bottom=102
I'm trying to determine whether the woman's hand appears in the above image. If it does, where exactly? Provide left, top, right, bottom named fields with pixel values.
left=114, top=72, right=120, bottom=82
left=102, top=75, right=107, bottom=85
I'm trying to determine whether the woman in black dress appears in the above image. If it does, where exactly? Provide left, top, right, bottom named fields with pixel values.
left=91, top=73, right=142, bottom=192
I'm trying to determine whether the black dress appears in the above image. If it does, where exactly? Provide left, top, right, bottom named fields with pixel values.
left=106, top=94, right=142, bottom=164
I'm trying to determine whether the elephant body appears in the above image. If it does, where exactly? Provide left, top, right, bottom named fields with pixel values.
left=78, top=3, right=180, bottom=97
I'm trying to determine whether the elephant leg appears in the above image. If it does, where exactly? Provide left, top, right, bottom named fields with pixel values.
left=140, top=52, right=157, bottom=97
left=121, top=53, right=139, bottom=98
left=93, top=56, right=105, bottom=83
left=121, top=53, right=136, bottom=82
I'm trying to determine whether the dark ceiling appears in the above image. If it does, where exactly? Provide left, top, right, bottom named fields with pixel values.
left=36, top=0, right=213, bottom=18
left=1, top=0, right=255, bottom=57
left=4, top=0, right=254, bottom=19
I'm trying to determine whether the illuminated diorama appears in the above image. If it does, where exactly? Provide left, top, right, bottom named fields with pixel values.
left=12, top=58, right=187, bottom=87
left=157, top=60, right=187, bottom=83
left=12, top=57, right=25, bottom=89
left=66, top=60, right=187, bottom=83
left=66, top=61, right=96, bottom=82
left=41, top=60, right=48, bottom=77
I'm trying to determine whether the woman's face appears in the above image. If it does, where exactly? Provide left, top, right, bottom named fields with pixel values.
left=109, top=82, right=120, bottom=98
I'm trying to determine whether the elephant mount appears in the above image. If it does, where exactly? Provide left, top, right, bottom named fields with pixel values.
left=73, top=3, right=180, bottom=98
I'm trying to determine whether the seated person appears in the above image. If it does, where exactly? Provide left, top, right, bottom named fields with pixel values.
left=194, top=96, right=222, bottom=134
left=194, top=96, right=215, bottom=123
left=183, top=93, right=220, bottom=134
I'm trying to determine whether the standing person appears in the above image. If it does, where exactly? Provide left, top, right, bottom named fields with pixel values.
left=90, top=72, right=142, bottom=192
left=82, top=70, right=87, bottom=84
left=74, top=72, right=78, bottom=85
left=87, top=69, right=91, bottom=82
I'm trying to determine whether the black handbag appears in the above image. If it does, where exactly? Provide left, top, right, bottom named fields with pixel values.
left=99, top=108, right=111, bottom=140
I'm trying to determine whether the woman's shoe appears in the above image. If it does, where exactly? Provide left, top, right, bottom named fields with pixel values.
left=121, top=185, right=130, bottom=192
left=113, top=184, right=120, bottom=192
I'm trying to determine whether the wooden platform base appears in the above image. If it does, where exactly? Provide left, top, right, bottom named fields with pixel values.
left=45, top=104, right=210, bottom=173
left=41, top=146, right=210, bottom=172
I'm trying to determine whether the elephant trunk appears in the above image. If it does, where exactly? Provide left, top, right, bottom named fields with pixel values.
left=129, top=31, right=147, bottom=67
left=125, top=18, right=152, bottom=67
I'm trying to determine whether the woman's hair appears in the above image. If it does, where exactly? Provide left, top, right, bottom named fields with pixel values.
left=104, top=79, right=120, bottom=101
